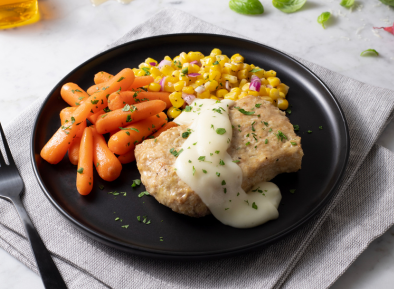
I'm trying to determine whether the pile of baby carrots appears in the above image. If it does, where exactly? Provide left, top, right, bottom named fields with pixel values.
left=40, top=68, right=178, bottom=195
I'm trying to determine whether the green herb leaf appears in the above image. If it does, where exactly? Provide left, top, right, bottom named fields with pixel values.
left=229, top=0, right=264, bottom=15
left=131, top=179, right=141, bottom=187
left=193, top=166, right=196, bottom=176
left=215, top=150, right=220, bottom=154
left=202, top=169, right=207, bottom=174
left=308, top=130, right=312, bottom=134
left=91, top=100, right=99, bottom=105
left=360, top=49, right=379, bottom=56
left=222, top=180, right=226, bottom=185
left=182, top=131, right=191, bottom=138
left=319, top=126, right=323, bottom=130
left=290, top=141, right=297, bottom=146
left=126, top=115, right=132, bottom=123
left=77, top=167, right=84, bottom=174
left=142, top=67, right=151, bottom=76
left=275, top=130, right=288, bottom=142
left=232, top=160, right=240, bottom=163
left=272, top=0, right=307, bottom=13
left=219, top=159, right=225, bottom=166
left=213, top=61, right=220, bottom=65
left=252, top=202, right=258, bottom=210
left=216, top=128, right=226, bottom=135
left=119, top=127, right=139, bottom=132
left=117, top=76, right=125, bottom=82
left=290, top=189, right=296, bottom=194
left=198, top=156, right=206, bottom=161
left=250, top=68, right=263, bottom=73
left=185, top=106, right=192, bottom=112
left=99, top=184, right=104, bottom=190
left=379, top=0, right=394, bottom=7
left=181, top=67, right=188, bottom=75
left=293, top=124, right=300, bottom=131
left=317, top=12, right=331, bottom=29
left=122, top=225, right=129, bottom=229
left=216, top=172, right=220, bottom=177
left=170, top=148, right=183, bottom=157
left=340, top=0, right=354, bottom=8
left=286, top=108, right=292, bottom=114
left=238, top=108, right=255, bottom=115
left=138, top=191, right=150, bottom=198
left=255, top=103, right=262, bottom=108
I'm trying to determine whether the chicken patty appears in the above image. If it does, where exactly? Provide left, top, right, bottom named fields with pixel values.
left=135, top=96, right=304, bottom=217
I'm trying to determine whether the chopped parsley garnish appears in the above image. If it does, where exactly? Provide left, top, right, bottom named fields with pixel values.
left=245, top=142, right=251, bottom=146
left=198, top=156, right=206, bottom=161
left=224, top=188, right=227, bottom=194
left=122, top=225, right=129, bottom=229
left=185, top=106, right=192, bottom=112
left=193, top=166, right=196, bottom=176
left=142, top=67, right=151, bottom=75
left=119, top=127, right=139, bottom=132
left=232, top=160, right=240, bottom=163
left=263, top=122, right=269, bottom=127
left=193, top=142, right=197, bottom=145
left=251, top=121, right=256, bottom=132
left=160, top=237, right=164, bottom=242
left=293, top=124, right=300, bottom=131
left=252, top=202, right=258, bottom=210
left=219, top=159, right=225, bottom=166
left=286, top=108, right=292, bottom=114
left=216, top=128, right=226, bottom=135
left=222, top=180, right=226, bottom=185
left=202, top=169, right=207, bottom=174
left=91, top=100, right=99, bottom=105
left=212, top=108, right=223, bottom=114
left=126, top=115, right=132, bottom=122
left=117, top=77, right=125, bottom=82
left=255, top=103, right=262, bottom=108
left=308, top=130, right=312, bottom=134
left=71, top=116, right=75, bottom=124
left=275, top=131, right=288, bottom=142
left=290, top=189, right=296, bottom=194
left=181, top=67, right=188, bottom=75
left=213, top=60, right=220, bottom=65
left=182, top=131, right=191, bottom=138
left=138, top=191, right=150, bottom=197
left=238, top=108, right=255, bottom=115
left=268, top=128, right=272, bottom=132
left=319, top=126, right=323, bottom=130
left=290, top=141, right=297, bottom=146
left=131, top=179, right=141, bottom=187
left=170, top=148, right=183, bottom=157
left=99, top=184, right=104, bottom=190
left=249, top=68, right=262, bottom=73
left=216, top=172, right=220, bottom=177
left=77, top=167, right=84, bottom=174
left=215, top=150, right=220, bottom=154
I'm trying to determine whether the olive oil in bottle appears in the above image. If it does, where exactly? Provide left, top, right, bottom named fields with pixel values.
left=0, top=0, right=39, bottom=30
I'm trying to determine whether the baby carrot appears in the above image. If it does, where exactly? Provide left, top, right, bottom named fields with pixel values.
left=59, top=107, right=76, bottom=125
left=77, top=127, right=94, bottom=195
left=91, top=126, right=122, bottom=182
left=108, top=112, right=167, bottom=155
left=61, top=83, right=89, bottom=107
left=118, top=149, right=136, bottom=164
left=87, top=82, right=109, bottom=96
left=128, top=76, right=154, bottom=90
left=95, top=100, right=166, bottom=134
left=151, top=122, right=178, bottom=138
left=68, top=120, right=87, bottom=165
left=41, top=68, right=135, bottom=164
left=108, top=91, right=171, bottom=110
left=87, top=110, right=105, bottom=125
left=94, top=71, right=113, bottom=84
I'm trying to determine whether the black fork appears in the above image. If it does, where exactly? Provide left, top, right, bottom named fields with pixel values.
left=0, top=123, right=67, bottom=289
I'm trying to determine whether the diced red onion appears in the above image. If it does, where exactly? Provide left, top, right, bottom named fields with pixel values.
left=157, top=60, right=172, bottom=69
left=195, top=85, right=206, bottom=94
left=225, top=80, right=231, bottom=92
left=159, top=77, right=166, bottom=92
left=190, top=60, right=202, bottom=67
left=188, top=73, right=201, bottom=77
left=149, top=62, right=156, bottom=66
left=249, top=75, right=261, bottom=92
left=182, top=93, right=196, bottom=105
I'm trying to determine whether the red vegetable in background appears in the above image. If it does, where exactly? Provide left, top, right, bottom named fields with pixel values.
left=373, top=23, right=394, bottom=35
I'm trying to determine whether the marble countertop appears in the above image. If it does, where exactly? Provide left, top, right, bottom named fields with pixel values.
left=0, top=0, right=393, bottom=288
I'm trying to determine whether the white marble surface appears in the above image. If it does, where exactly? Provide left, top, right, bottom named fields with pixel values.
left=0, top=0, right=393, bottom=288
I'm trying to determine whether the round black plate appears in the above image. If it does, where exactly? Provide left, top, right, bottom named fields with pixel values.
left=31, top=34, right=349, bottom=259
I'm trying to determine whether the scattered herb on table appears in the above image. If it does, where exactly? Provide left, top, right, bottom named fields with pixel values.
left=317, top=12, right=331, bottom=29
left=272, top=0, right=307, bottom=13
left=340, top=0, right=354, bottom=8
left=229, top=0, right=264, bottom=15
left=131, top=179, right=141, bottom=188
left=138, top=191, right=150, bottom=198
left=360, top=49, right=379, bottom=56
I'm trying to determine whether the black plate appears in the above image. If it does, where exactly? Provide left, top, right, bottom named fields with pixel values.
left=31, top=34, right=349, bottom=259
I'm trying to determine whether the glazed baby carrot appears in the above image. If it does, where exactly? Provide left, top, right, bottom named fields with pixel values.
left=68, top=120, right=87, bottom=165
left=87, top=82, right=109, bottom=96
left=151, top=122, right=178, bottom=138
left=91, top=126, right=122, bottom=182
left=61, top=83, right=89, bottom=107
left=76, top=127, right=94, bottom=195
left=118, top=149, right=136, bottom=164
left=41, top=68, right=135, bottom=164
left=59, top=107, right=76, bottom=125
left=87, top=110, right=105, bottom=125
left=94, top=71, right=113, bottom=84
left=108, top=112, right=167, bottom=155
left=108, top=91, right=171, bottom=111
left=95, top=100, right=166, bottom=134
left=128, top=76, right=154, bottom=90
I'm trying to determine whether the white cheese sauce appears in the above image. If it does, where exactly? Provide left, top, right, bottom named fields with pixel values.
left=174, top=99, right=281, bottom=228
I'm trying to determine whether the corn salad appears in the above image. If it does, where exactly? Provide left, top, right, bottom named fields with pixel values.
left=132, top=48, right=290, bottom=119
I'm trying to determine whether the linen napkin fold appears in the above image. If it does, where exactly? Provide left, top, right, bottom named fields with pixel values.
left=1, top=8, right=394, bottom=289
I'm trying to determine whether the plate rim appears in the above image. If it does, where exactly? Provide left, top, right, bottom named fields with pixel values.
left=30, top=33, right=350, bottom=259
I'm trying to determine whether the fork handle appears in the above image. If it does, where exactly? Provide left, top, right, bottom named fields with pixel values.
left=11, top=196, right=68, bottom=289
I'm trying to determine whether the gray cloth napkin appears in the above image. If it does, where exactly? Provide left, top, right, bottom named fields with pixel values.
left=1, top=8, right=394, bottom=289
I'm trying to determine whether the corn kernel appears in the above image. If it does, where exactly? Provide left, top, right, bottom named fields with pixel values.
left=216, top=55, right=230, bottom=67
left=169, top=92, right=184, bottom=108
left=230, top=87, right=241, bottom=95
left=210, top=48, right=222, bottom=57
left=150, top=67, right=160, bottom=76
left=209, top=71, right=221, bottom=81
left=172, top=70, right=181, bottom=79
left=164, top=56, right=172, bottom=62
left=190, top=83, right=198, bottom=89
left=261, top=97, right=274, bottom=105
left=173, top=56, right=181, bottom=68
left=201, top=56, right=215, bottom=67
left=210, top=63, right=222, bottom=73
left=278, top=83, right=289, bottom=95
left=139, top=63, right=150, bottom=69
left=166, top=76, right=177, bottom=83
left=188, top=51, right=204, bottom=61
left=194, top=79, right=204, bottom=86
left=248, top=91, right=259, bottom=97
left=154, top=76, right=163, bottom=83
left=266, top=88, right=271, bottom=95
left=268, top=77, right=281, bottom=87
left=145, top=58, right=158, bottom=66
left=264, top=70, right=277, bottom=78
left=224, top=92, right=238, bottom=100
left=231, top=53, right=244, bottom=64
left=179, top=52, right=190, bottom=65
left=188, top=64, right=200, bottom=74
left=167, top=107, right=181, bottom=119
left=251, top=67, right=265, bottom=78
left=279, top=92, right=286, bottom=99
left=239, top=78, right=248, bottom=88
left=174, top=81, right=186, bottom=92
left=179, top=74, right=190, bottom=83
left=205, top=80, right=219, bottom=92
left=277, top=98, right=289, bottom=110
left=216, top=89, right=228, bottom=98
left=242, top=63, right=251, bottom=71
left=259, top=86, right=269, bottom=96
left=269, top=88, right=280, bottom=100
left=222, top=66, right=234, bottom=75
left=242, top=83, right=250, bottom=91
left=238, top=92, right=248, bottom=99
left=164, top=82, right=176, bottom=93
left=210, top=96, right=219, bottom=100
left=222, top=74, right=238, bottom=83
left=197, top=90, right=210, bottom=99
left=148, top=82, right=161, bottom=92
left=238, top=69, right=248, bottom=80
left=132, top=68, right=139, bottom=74
left=136, top=70, right=146, bottom=77
left=182, top=86, right=195, bottom=94
left=261, top=78, right=269, bottom=86
left=160, top=65, right=174, bottom=76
